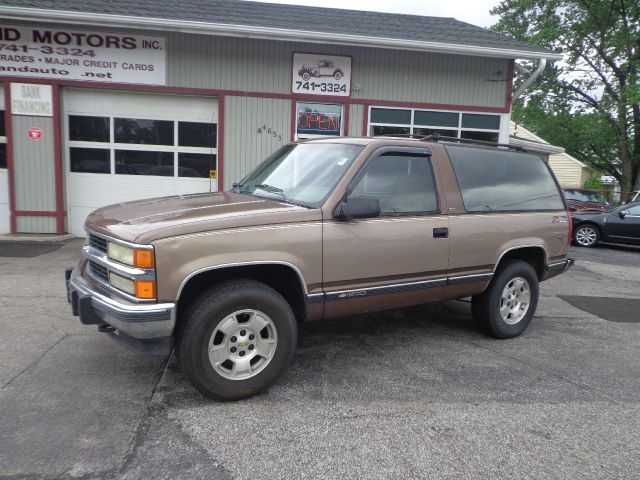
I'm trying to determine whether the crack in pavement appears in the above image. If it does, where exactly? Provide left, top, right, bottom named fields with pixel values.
left=1, top=334, right=68, bottom=389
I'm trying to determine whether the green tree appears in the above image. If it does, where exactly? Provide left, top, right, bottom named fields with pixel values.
left=492, top=0, right=640, bottom=198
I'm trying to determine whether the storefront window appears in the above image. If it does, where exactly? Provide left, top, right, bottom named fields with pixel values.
left=67, top=115, right=217, bottom=178
left=368, top=107, right=501, bottom=142
left=296, top=102, right=343, bottom=139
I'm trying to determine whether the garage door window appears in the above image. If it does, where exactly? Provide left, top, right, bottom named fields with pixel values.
left=68, top=115, right=217, bottom=178
left=369, top=107, right=500, bottom=142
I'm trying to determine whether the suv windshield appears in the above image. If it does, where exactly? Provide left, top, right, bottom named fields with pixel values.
left=236, top=142, right=363, bottom=207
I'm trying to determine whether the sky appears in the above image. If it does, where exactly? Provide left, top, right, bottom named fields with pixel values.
left=251, top=0, right=503, bottom=28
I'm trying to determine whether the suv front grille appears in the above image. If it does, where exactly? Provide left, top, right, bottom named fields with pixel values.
left=89, top=260, right=109, bottom=283
left=89, top=234, right=107, bottom=253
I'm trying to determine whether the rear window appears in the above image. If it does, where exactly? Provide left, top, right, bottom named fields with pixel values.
left=446, top=145, right=564, bottom=212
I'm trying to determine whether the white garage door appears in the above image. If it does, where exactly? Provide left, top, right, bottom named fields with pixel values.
left=63, top=88, right=218, bottom=236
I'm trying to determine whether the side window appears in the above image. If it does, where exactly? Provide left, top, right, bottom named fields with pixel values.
left=446, top=145, right=565, bottom=212
left=351, top=152, right=438, bottom=214
left=624, top=205, right=640, bottom=216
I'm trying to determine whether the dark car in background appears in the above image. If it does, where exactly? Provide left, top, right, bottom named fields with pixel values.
left=563, top=188, right=610, bottom=213
left=572, top=202, right=640, bottom=247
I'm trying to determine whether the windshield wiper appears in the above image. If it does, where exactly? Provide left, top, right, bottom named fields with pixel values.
left=232, top=182, right=243, bottom=193
left=255, top=184, right=289, bottom=202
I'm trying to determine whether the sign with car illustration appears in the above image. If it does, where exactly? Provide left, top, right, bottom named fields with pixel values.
left=292, top=53, right=352, bottom=97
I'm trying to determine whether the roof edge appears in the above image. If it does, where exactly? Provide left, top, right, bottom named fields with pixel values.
left=509, top=136, right=566, bottom=155
left=0, top=6, right=564, bottom=61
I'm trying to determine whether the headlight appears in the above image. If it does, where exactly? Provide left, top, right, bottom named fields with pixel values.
left=107, top=242, right=155, bottom=268
left=109, top=272, right=135, bottom=295
left=107, top=242, right=134, bottom=266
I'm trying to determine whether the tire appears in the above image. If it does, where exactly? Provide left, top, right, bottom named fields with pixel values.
left=178, top=279, right=297, bottom=400
left=334, top=71, right=343, bottom=80
left=302, top=72, right=310, bottom=81
left=471, top=259, right=539, bottom=339
left=573, top=224, right=600, bottom=247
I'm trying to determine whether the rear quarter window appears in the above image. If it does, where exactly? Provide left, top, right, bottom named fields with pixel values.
left=446, top=145, right=564, bottom=212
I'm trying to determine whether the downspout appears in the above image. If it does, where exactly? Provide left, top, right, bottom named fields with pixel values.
left=511, top=59, right=547, bottom=102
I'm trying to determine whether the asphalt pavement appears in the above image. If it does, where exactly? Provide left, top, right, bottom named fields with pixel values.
left=1, top=240, right=639, bottom=479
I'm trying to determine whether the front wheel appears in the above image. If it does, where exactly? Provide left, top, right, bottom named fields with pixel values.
left=178, top=280, right=297, bottom=400
left=573, top=224, right=600, bottom=247
left=472, top=260, right=539, bottom=339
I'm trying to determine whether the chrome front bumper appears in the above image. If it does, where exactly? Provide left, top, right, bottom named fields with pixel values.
left=66, top=266, right=176, bottom=355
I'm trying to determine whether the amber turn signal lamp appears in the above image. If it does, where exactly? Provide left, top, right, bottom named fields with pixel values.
left=134, top=249, right=155, bottom=269
left=135, top=280, right=156, bottom=299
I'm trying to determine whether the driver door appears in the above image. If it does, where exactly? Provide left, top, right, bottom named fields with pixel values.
left=606, top=204, right=640, bottom=244
left=322, top=147, right=450, bottom=318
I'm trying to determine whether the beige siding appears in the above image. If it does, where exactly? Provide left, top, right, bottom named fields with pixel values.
left=168, top=34, right=510, bottom=108
left=223, top=96, right=292, bottom=190
left=16, top=216, right=56, bottom=234
left=11, top=115, right=56, bottom=214
left=348, top=104, right=365, bottom=136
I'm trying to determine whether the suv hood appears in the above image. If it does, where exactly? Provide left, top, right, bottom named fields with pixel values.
left=85, top=192, right=321, bottom=243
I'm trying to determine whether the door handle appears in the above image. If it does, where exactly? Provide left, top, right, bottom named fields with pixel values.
left=433, top=227, right=449, bottom=238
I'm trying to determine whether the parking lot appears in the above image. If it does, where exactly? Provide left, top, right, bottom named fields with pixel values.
left=1, top=240, right=639, bottom=480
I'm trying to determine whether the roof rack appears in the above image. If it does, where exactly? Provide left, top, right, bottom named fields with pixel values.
left=378, top=134, right=526, bottom=151
left=420, top=135, right=526, bottom=151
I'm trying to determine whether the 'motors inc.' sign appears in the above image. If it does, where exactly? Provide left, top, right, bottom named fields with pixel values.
left=0, top=26, right=166, bottom=85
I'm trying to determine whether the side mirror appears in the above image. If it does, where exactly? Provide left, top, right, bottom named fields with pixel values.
left=334, top=196, right=381, bottom=220
left=618, top=210, right=627, bottom=219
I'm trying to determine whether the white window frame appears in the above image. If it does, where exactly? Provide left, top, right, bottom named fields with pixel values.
left=0, top=84, right=6, bottom=169
left=66, top=113, right=218, bottom=178
left=295, top=101, right=344, bottom=140
left=367, top=106, right=503, bottom=141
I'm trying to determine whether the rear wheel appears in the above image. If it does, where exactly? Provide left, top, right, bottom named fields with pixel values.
left=178, top=280, right=297, bottom=400
left=573, top=224, right=600, bottom=247
left=472, top=260, right=539, bottom=339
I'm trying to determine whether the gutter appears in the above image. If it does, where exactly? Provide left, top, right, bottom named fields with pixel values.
left=0, top=6, right=564, bottom=61
left=512, top=59, right=548, bottom=101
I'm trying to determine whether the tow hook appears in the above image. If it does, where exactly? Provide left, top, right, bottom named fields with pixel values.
left=98, top=324, right=116, bottom=334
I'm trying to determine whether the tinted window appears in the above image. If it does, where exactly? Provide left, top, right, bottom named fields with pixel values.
left=115, top=150, right=173, bottom=175
left=625, top=205, right=640, bottom=216
left=69, top=116, right=109, bottom=142
left=564, top=190, right=604, bottom=203
left=372, top=126, right=410, bottom=137
left=0, top=144, right=6, bottom=169
left=352, top=153, right=438, bottom=214
left=461, top=114, right=501, bottom=129
left=414, top=128, right=457, bottom=138
left=414, top=110, right=458, bottom=127
left=114, top=118, right=173, bottom=145
left=0, top=112, right=5, bottom=137
left=70, top=148, right=110, bottom=173
left=446, top=145, right=564, bottom=211
left=461, top=130, right=499, bottom=142
left=370, top=108, right=411, bottom=125
left=178, top=122, right=216, bottom=148
left=178, top=152, right=215, bottom=178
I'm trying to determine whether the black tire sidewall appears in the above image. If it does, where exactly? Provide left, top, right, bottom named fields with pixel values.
left=180, top=281, right=297, bottom=400
left=482, top=261, right=539, bottom=339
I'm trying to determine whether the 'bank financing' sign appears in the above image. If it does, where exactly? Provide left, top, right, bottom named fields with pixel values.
left=0, top=26, right=166, bottom=85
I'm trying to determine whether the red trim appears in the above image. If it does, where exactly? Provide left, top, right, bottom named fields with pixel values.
left=15, top=210, right=58, bottom=217
left=51, top=84, right=65, bottom=234
left=3, top=84, right=16, bottom=234
left=362, top=104, right=370, bottom=136
left=217, top=96, right=224, bottom=192
left=343, top=103, right=350, bottom=136
left=0, top=76, right=512, bottom=113
left=290, top=100, right=297, bottom=140
left=505, top=60, right=515, bottom=111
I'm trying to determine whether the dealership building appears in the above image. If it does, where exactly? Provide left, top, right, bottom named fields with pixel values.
left=0, top=0, right=561, bottom=236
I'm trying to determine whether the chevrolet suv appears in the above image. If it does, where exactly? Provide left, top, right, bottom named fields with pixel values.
left=66, top=137, right=573, bottom=400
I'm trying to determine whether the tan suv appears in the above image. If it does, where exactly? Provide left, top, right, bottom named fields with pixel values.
left=66, top=137, right=573, bottom=400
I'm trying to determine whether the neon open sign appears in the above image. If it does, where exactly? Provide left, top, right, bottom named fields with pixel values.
left=297, top=112, right=341, bottom=135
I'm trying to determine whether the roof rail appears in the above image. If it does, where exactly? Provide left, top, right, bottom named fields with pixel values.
left=420, top=135, right=526, bottom=151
